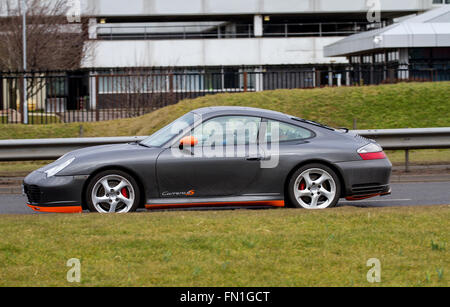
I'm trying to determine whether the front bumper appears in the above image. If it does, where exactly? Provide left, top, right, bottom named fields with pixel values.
left=23, top=171, right=87, bottom=213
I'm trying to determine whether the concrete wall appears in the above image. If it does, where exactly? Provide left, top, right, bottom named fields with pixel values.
left=81, top=0, right=432, bottom=16
left=82, top=37, right=348, bottom=68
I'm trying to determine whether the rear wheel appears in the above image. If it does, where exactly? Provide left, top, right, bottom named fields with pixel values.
left=288, top=164, right=341, bottom=209
left=86, top=170, right=140, bottom=213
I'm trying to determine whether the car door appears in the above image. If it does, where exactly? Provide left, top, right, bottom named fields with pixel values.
left=243, top=118, right=316, bottom=194
left=155, top=115, right=264, bottom=198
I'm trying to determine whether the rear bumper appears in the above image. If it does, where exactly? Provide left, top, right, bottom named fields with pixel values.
left=345, top=186, right=391, bottom=201
left=335, top=158, right=392, bottom=199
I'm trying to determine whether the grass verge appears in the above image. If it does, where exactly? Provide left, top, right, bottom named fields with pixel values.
left=0, top=82, right=449, bottom=140
left=0, top=161, right=52, bottom=177
left=0, top=205, right=448, bottom=286
left=386, top=149, right=450, bottom=166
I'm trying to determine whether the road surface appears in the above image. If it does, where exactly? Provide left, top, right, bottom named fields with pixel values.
left=0, top=182, right=449, bottom=215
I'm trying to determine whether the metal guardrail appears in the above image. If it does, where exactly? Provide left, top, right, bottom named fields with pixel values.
left=0, top=136, right=146, bottom=161
left=354, top=128, right=450, bottom=171
left=353, top=128, right=450, bottom=150
left=0, top=128, right=449, bottom=171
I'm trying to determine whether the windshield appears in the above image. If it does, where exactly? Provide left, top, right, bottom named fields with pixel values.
left=140, top=112, right=195, bottom=147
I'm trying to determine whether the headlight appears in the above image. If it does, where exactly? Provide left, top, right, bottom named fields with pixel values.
left=45, top=157, right=75, bottom=178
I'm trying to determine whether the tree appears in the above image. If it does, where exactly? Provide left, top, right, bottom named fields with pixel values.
left=0, top=0, right=90, bottom=71
left=0, top=0, right=93, bottom=122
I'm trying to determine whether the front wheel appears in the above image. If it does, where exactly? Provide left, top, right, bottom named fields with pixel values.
left=86, top=170, right=141, bottom=213
left=288, top=164, right=341, bottom=209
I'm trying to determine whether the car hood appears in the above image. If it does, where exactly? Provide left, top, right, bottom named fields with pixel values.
left=37, top=143, right=163, bottom=175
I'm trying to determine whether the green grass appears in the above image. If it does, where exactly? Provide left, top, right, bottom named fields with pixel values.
left=0, top=206, right=448, bottom=287
left=0, top=161, right=52, bottom=177
left=386, top=149, right=450, bottom=165
left=27, top=114, right=61, bottom=125
left=0, top=82, right=449, bottom=140
left=0, top=115, right=61, bottom=125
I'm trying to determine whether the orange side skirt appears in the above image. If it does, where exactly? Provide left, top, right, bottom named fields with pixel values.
left=27, top=204, right=82, bottom=213
left=146, top=200, right=285, bottom=210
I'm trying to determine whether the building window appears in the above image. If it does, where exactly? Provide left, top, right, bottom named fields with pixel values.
left=409, top=48, right=432, bottom=61
left=351, top=56, right=361, bottom=64
left=98, top=73, right=167, bottom=94
left=47, top=77, right=67, bottom=97
left=363, top=55, right=373, bottom=64
left=387, top=50, right=399, bottom=62
left=375, top=53, right=385, bottom=63
left=432, top=48, right=450, bottom=60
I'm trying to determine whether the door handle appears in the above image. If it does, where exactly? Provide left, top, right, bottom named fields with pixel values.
left=246, top=155, right=262, bottom=161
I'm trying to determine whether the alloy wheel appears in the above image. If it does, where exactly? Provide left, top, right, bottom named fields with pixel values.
left=91, top=175, right=135, bottom=213
left=293, top=168, right=337, bottom=209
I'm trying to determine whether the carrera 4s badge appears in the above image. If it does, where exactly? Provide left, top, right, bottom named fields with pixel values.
left=162, top=190, right=196, bottom=197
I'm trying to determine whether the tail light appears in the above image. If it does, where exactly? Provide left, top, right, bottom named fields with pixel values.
left=358, top=143, right=387, bottom=160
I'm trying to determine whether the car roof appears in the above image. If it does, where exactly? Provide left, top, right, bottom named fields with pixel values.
left=191, top=106, right=289, bottom=120
left=190, top=106, right=337, bottom=133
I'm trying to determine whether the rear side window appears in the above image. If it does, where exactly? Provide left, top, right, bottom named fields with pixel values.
left=264, top=120, right=313, bottom=143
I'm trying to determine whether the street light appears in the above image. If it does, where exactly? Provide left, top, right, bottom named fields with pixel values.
left=22, top=0, right=28, bottom=124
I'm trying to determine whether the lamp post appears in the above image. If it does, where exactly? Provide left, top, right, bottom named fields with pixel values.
left=22, top=0, right=28, bottom=124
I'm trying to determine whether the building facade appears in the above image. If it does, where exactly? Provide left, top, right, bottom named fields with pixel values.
left=78, top=0, right=441, bottom=110
left=81, top=0, right=435, bottom=69
left=324, top=5, right=450, bottom=84
left=0, top=0, right=448, bottom=123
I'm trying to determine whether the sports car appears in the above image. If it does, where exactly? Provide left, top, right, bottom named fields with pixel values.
left=23, top=106, right=392, bottom=213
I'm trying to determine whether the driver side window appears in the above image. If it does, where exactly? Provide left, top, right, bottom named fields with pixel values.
left=192, top=116, right=261, bottom=146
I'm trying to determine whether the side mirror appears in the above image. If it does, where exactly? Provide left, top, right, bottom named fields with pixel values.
left=179, top=136, right=198, bottom=149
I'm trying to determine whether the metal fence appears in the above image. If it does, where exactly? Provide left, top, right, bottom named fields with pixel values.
left=1, top=67, right=449, bottom=124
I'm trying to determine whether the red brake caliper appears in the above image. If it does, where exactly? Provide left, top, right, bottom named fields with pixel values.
left=299, top=181, right=306, bottom=191
left=121, top=187, right=129, bottom=198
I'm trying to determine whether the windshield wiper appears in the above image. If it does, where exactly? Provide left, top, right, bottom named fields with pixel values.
left=131, top=141, right=152, bottom=148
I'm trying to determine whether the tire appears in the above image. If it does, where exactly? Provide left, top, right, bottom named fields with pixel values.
left=86, top=170, right=141, bottom=213
left=287, top=163, right=341, bottom=209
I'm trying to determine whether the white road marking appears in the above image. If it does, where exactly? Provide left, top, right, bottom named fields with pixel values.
left=341, top=199, right=412, bottom=203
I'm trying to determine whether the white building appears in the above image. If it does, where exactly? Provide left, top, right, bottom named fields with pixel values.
left=81, top=0, right=437, bottom=70
left=324, top=5, right=450, bottom=84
